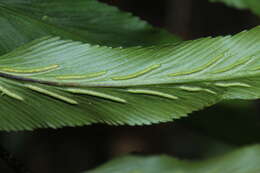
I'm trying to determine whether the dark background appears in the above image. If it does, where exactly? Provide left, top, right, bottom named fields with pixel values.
left=0, top=0, right=260, bottom=172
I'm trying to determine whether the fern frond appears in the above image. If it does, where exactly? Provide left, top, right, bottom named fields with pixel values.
left=0, top=0, right=179, bottom=55
left=0, top=26, right=259, bottom=131
left=86, top=145, right=260, bottom=173
left=209, top=0, right=260, bottom=16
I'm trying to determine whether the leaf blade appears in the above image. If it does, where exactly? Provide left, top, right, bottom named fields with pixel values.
left=86, top=145, right=260, bottom=173
left=209, top=0, right=260, bottom=16
left=0, top=27, right=259, bottom=131
left=0, top=0, right=180, bottom=55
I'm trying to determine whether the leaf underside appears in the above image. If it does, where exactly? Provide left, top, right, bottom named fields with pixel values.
left=0, top=26, right=259, bottom=131
left=0, top=0, right=180, bottom=55
left=209, top=0, right=260, bottom=16
left=86, top=145, right=260, bottom=173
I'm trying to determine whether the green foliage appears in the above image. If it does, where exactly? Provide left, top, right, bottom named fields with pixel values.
left=0, top=0, right=179, bottom=55
left=1, top=0, right=260, bottom=172
left=87, top=145, right=260, bottom=173
left=209, top=0, right=260, bottom=16
left=0, top=26, right=259, bottom=131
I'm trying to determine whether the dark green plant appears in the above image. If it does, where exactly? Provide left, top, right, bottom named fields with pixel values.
left=0, top=0, right=260, bottom=172
left=210, top=0, right=260, bottom=16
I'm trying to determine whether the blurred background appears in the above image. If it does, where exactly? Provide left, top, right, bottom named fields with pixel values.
left=0, top=0, right=260, bottom=172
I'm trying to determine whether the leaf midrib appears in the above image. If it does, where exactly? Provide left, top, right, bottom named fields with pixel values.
left=0, top=69, right=259, bottom=88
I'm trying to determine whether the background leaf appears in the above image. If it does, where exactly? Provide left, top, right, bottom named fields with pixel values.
left=86, top=145, right=260, bottom=173
left=0, top=0, right=179, bottom=55
left=0, top=26, right=259, bottom=131
left=209, top=0, right=260, bottom=16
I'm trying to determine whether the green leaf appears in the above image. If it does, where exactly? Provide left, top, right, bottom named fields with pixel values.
left=86, top=145, right=260, bottom=173
left=209, top=0, right=260, bottom=16
left=0, top=0, right=179, bottom=55
left=0, top=26, right=259, bottom=131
